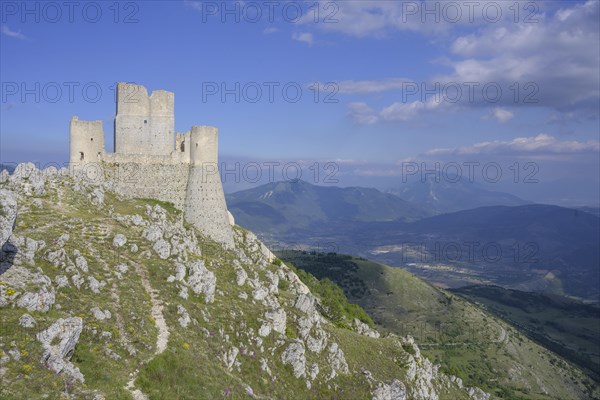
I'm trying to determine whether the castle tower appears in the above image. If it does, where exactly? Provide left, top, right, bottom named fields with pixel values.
left=185, top=126, right=234, bottom=248
left=114, top=82, right=174, bottom=155
left=69, top=116, right=105, bottom=172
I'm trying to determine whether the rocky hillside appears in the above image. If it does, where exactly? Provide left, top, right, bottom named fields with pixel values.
left=0, top=164, right=489, bottom=400
left=278, top=252, right=600, bottom=399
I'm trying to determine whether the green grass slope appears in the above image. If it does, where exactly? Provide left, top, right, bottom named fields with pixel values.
left=452, top=285, right=600, bottom=382
left=278, top=251, right=600, bottom=399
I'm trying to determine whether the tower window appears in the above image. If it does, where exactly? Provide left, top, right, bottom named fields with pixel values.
left=144, top=120, right=147, bottom=124
left=80, top=152, right=84, bottom=160
left=91, top=138, right=93, bottom=142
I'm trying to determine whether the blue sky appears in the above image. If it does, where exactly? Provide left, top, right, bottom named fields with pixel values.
left=1, top=1, right=599, bottom=204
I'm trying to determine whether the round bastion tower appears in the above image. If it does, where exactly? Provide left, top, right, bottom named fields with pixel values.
left=185, top=126, right=234, bottom=248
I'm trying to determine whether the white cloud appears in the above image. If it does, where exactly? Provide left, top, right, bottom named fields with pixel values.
left=292, top=32, right=314, bottom=46
left=489, top=108, right=515, bottom=123
left=336, top=78, right=413, bottom=94
left=347, top=102, right=378, bottom=125
left=319, top=1, right=598, bottom=115
left=2, top=25, right=27, bottom=40
left=425, top=134, right=600, bottom=156
left=348, top=97, right=445, bottom=125
left=437, top=1, right=600, bottom=111
left=303, top=1, right=552, bottom=38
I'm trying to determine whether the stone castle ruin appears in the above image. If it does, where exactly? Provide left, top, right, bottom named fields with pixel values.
left=70, top=82, right=234, bottom=247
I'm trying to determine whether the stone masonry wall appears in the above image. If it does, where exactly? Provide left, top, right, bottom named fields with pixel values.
left=102, top=153, right=190, bottom=210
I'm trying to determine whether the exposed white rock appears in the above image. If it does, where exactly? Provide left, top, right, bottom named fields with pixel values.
left=236, top=266, right=248, bottom=286
left=468, top=387, right=491, bottom=400
left=177, top=304, right=191, bottom=328
left=90, top=188, right=104, bottom=206
left=36, top=317, right=84, bottom=383
left=372, top=379, right=407, bottom=400
left=281, top=340, right=306, bottom=378
left=91, top=307, right=111, bottom=321
left=223, top=346, right=239, bottom=371
left=143, top=226, right=163, bottom=242
left=308, top=363, right=319, bottom=381
left=179, top=286, right=189, bottom=300
left=16, top=286, right=55, bottom=312
left=72, top=274, right=84, bottom=289
left=258, top=323, right=271, bottom=337
left=294, top=293, right=316, bottom=314
left=153, top=239, right=171, bottom=259
left=306, top=329, right=328, bottom=354
left=252, top=287, right=268, bottom=301
left=115, top=263, right=129, bottom=274
left=175, top=263, right=186, bottom=281
left=326, top=342, right=349, bottom=380
left=46, top=248, right=66, bottom=266
left=19, top=313, right=37, bottom=328
left=112, top=234, right=127, bottom=248
left=75, top=254, right=89, bottom=272
left=55, top=275, right=69, bottom=288
left=265, top=307, right=286, bottom=335
left=354, top=318, right=380, bottom=338
left=87, top=276, right=105, bottom=294
left=260, top=357, right=272, bottom=376
left=187, top=261, right=216, bottom=303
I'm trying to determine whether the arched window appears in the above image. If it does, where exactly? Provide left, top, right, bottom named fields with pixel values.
left=80, top=152, right=84, bottom=160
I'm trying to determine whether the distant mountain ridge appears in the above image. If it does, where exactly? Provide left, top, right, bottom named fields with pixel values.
left=227, top=181, right=600, bottom=301
left=386, top=176, right=530, bottom=214
left=226, top=179, right=429, bottom=234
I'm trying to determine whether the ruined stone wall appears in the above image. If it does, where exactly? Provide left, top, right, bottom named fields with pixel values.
left=69, top=117, right=105, bottom=170
left=102, top=152, right=189, bottom=210
left=114, top=83, right=175, bottom=156
left=185, top=126, right=234, bottom=247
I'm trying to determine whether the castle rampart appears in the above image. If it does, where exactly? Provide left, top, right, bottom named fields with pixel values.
left=69, top=83, right=234, bottom=247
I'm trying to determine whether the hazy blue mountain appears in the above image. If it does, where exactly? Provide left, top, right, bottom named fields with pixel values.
left=387, top=176, right=530, bottom=214
left=228, top=181, right=600, bottom=301
left=342, top=205, right=600, bottom=301
left=578, top=206, right=600, bottom=217
left=226, top=179, right=430, bottom=235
